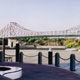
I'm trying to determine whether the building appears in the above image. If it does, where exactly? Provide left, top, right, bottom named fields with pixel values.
left=8, top=39, right=17, bottom=48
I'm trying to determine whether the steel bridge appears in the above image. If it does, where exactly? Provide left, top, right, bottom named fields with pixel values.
left=0, top=22, right=80, bottom=38
left=0, top=22, right=80, bottom=61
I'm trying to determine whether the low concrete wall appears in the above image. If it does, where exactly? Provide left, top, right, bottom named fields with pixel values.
left=20, top=45, right=36, bottom=49
left=37, top=46, right=66, bottom=50
left=0, top=45, right=10, bottom=49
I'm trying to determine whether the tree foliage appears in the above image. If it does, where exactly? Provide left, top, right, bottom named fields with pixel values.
left=18, top=37, right=80, bottom=49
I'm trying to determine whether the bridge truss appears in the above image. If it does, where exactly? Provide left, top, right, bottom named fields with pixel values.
left=0, top=22, right=80, bottom=38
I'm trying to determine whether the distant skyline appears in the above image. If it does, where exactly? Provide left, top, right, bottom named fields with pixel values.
left=0, top=0, right=80, bottom=31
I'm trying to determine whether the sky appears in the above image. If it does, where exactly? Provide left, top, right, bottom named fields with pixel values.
left=0, top=0, right=80, bottom=31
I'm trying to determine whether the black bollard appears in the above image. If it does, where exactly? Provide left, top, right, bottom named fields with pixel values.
left=16, top=41, right=20, bottom=62
left=38, top=52, right=42, bottom=64
left=70, top=54, right=75, bottom=71
left=19, top=52, right=23, bottom=63
left=48, top=49, right=53, bottom=65
left=55, top=53, right=60, bottom=67
left=0, top=51, right=3, bottom=62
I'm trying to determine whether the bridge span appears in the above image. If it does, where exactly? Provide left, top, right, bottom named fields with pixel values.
left=0, top=22, right=80, bottom=38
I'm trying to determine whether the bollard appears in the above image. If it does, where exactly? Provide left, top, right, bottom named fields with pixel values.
left=70, top=54, right=75, bottom=71
left=55, top=53, right=60, bottom=67
left=19, top=52, right=23, bottom=63
left=38, top=52, right=42, bottom=64
left=16, top=41, right=20, bottom=62
left=0, top=51, right=3, bottom=62
left=48, top=48, right=53, bottom=65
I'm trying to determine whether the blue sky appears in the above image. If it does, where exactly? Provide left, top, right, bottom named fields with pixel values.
left=0, top=0, right=80, bottom=31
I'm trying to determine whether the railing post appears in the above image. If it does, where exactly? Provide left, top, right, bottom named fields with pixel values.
left=0, top=51, right=3, bottom=62
left=70, top=54, right=75, bottom=71
left=48, top=48, right=53, bottom=65
left=19, top=52, right=23, bottom=63
left=16, top=41, right=20, bottom=62
left=55, top=53, right=60, bottom=67
left=38, top=52, right=42, bottom=64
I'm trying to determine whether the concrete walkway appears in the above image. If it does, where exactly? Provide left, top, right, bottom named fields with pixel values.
left=0, top=62, right=80, bottom=80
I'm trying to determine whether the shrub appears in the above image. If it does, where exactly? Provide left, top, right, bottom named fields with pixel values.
left=64, top=40, right=72, bottom=46
left=76, top=46, right=80, bottom=50
left=66, top=42, right=78, bottom=48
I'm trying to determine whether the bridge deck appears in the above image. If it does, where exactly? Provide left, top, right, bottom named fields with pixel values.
left=0, top=62, right=80, bottom=80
